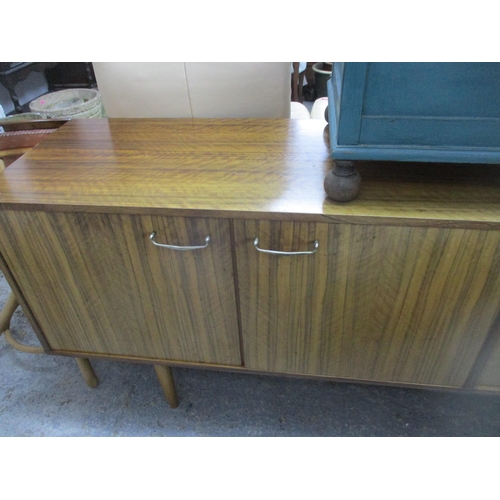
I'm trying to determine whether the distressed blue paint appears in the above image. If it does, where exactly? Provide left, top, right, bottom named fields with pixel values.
left=360, top=116, right=500, bottom=148
left=331, top=63, right=344, bottom=129
left=325, top=143, right=500, bottom=164
left=327, top=78, right=340, bottom=153
left=327, top=63, right=500, bottom=163
left=336, top=63, right=368, bottom=145
left=363, top=63, right=500, bottom=118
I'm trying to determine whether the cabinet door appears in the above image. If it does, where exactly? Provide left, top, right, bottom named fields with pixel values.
left=234, top=220, right=500, bottom=387
left=0, top=211, right=241, bottom=366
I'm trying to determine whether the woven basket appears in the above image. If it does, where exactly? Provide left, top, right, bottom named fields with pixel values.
left=29, top=89, right=102, bottom=119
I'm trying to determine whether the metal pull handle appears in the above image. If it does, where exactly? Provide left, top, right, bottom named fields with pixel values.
left=149, top=231, right=210, bottom=251
left=253, top=238, right=319, bottom=256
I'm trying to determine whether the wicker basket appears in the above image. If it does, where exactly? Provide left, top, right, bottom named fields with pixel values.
left=29, top=89, right=102, bottom=119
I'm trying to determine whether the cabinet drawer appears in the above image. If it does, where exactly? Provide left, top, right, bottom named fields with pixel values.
left=0, top=211, right=241, bottom=366
left=234, top=219, right=500, bottom=387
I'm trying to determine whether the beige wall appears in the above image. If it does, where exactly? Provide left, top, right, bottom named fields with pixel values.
left=93, top=62, right=291, bottom=119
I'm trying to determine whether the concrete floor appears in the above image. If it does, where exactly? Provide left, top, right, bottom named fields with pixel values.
left=1, top=270, right=500, bottom=437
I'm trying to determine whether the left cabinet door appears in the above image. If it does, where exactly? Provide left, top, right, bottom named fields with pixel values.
left=0, top=210, right=242, bottom=366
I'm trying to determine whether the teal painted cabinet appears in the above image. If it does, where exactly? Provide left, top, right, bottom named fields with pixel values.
left=327, top=63, right=500, bottom=163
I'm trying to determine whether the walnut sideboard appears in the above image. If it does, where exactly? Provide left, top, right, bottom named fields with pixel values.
left=1, top=118, right=500, bottom=407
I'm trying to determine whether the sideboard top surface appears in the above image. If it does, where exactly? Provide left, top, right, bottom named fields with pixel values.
left=1, top=118, right=500, bottom=227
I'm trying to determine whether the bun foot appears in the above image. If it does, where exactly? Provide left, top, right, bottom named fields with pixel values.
left=324, top=160, right=361, bottom=202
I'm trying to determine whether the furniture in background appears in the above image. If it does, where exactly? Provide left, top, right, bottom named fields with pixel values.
left=0, top=118, right=63, bottom=168
left=312, top=62, right=332, bottom=98
left=325, top=63, right=500, bottom=201
left=305, top=63, right=316, bottom=88
left=0, top=118, right=99, bottom=390
left=291, top=62, right=306, bottom=103
left=290, top=101, right=311, bottom=119
left=0, top=63, right=56, bottom=114
left=92, top=62, right=291, bottom=118
left=2, top=118, right=500, bottom=409
left=45, top=63, right=97, bottom=91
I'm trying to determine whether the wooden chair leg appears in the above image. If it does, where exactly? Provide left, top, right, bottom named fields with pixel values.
left=1, top=291, right=43, bottom=353
left=75, top=358, right=99, bottom=388
left=2, top=291, right=99, bottom=388
left=154, top=364, right=179, bottom=408
left=0, top=291, right=19, bottom=334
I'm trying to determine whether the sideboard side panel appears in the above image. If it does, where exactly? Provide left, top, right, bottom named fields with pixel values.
left=474, top=332, right=500, bottom=391
left=0, top=250, right=52, bottom=351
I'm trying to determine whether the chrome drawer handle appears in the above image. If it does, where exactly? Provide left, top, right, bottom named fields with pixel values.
left=149, top=231, right=210, bottom=251
left=253, top=238, right=319, bottom=256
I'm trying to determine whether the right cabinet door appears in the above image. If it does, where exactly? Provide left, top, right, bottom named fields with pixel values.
left=234, top=220, right=500, bottom=388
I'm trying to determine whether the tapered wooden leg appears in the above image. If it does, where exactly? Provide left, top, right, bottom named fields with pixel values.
left=154, top=364, right=179, bottom=408
left=75, top=358, right=99, bottom=388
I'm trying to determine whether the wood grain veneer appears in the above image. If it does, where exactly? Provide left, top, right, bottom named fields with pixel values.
left=2, top=118, right=500, bottom=394
left=235, top=220, right=500, bottom=387
left=1, top=119, right=500, bottom=228
left=0, top=210, right=241, bottom=365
